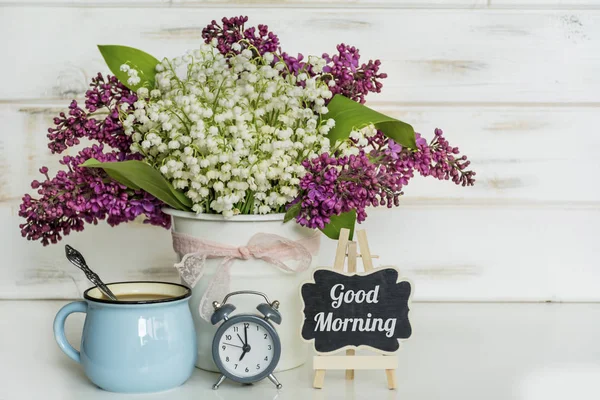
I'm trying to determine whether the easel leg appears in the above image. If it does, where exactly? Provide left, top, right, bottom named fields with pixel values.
left=345, top=241, right=358, bottom=381
left=345, top=349, right=355, bottom=380
left=385, top=369, right=397, bottom=390
left=313, top=370, right=326, bottom=389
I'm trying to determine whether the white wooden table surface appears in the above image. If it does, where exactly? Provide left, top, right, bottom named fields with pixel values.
left=2, top=301, right=599, bottom=400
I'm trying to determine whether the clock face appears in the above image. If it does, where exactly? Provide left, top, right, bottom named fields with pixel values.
left=215, top=317, right=279, bottom=380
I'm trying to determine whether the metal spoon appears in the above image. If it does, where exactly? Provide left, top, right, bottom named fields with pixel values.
left=65, top=245, right=118, bottom=301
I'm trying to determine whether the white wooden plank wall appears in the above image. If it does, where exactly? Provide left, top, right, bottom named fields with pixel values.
left=0, top=1, right=598, bottom=301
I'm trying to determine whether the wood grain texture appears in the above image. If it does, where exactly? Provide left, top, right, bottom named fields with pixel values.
left=0, top=0, right=487, bottom=7
left=171, top=0, right=487, bottom=7
left=4, top=104, right=598, bottom=205
left=0, top=7, right=598, bottom=103
left=492, top=0, right=600, bottom=8
left=0, top=211, right=178, bottom=299
left=7, top=0, right=599, bottom=8
left=381, top=105, right=600, bottom=203
left=2, top=204, right=599, bottom=300
left=1, top=3, right=598, bottom=301
left=0, top=0, right=169, bottom=5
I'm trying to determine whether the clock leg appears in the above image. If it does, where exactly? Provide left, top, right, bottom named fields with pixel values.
left=268, top=373, right=282, bottom=389
left=213, top=374, right=226, bottom=390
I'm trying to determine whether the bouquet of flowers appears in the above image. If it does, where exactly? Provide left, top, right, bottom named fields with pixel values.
left=19, top=16, right=475, bottom=246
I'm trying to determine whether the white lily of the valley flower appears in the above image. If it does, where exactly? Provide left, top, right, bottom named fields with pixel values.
left=128, top=42, right=336, bottom=216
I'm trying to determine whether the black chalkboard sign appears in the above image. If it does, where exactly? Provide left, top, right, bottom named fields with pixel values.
left=300, top=267, right=412, bottom=354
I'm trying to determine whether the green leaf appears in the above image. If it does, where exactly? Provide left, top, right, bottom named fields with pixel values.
left=283, top=202, right=301, bottom=223
left=326, top=95, right=417, bottom=149
left=81, top=159, right=192, bottom=211
left=320, top=210, right=357, bottom=240
left=97, top=45, right=160, bottom=91
left=100, top=166, right=141, bottom=191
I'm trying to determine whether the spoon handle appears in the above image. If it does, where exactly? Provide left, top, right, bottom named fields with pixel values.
left=65, top=245, right=118, bottom=301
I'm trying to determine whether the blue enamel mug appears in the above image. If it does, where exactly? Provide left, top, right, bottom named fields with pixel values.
left=53, top=281, right=197, bottom=393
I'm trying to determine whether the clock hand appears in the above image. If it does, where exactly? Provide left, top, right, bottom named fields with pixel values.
left=224, top=343, right=244, bottom=349
left=237, top=333, right=245, bottom=346
left=237, top=329, right=251, bottom=361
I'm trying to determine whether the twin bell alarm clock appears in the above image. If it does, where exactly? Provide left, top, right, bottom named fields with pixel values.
left=210, top=290, right=283, bottom=390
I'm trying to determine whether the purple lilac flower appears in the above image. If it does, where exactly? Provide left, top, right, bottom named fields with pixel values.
left=19, top=145, right=170, bottom=246
left=202, top=16, right=280, bottom=55
left=293, top=129, right=476, bottom=229
left=201, top=16, right=387, bottom=104
left=20, top=73, right=170, bottom=245
left=322, top=44, right=387, bottom=104
left=279, top=52, right=309, bottom=76
left=47, top=74, right=136, bottom=154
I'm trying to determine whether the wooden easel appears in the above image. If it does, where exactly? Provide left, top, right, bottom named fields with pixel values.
left=312, top=228, right=398, bottom=390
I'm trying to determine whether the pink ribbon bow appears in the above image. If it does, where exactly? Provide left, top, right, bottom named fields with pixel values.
left=172, top=230, right=320, bottom=321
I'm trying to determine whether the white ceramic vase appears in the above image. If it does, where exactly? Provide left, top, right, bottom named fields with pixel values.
left=163, top=208, right=320, bottom=372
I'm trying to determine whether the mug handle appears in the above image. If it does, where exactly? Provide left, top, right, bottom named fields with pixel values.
left=53, top=301, right=88, bottom=363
